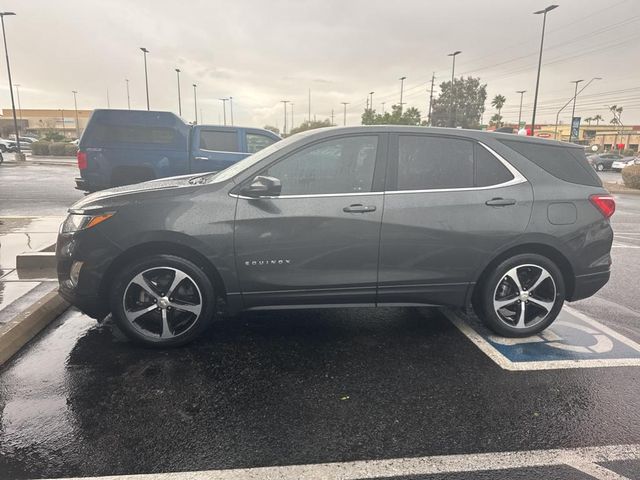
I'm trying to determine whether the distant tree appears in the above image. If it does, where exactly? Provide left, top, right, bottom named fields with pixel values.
left=489, top=113, right=503, bottom=128
left=584, top=117, right=593, bottom=125
left=361, top=104, right=422, bottom=125
left=263, top=125, right=280, bottom=135
left=593, top=114, right=603, bottom=126
left=42, top=129, right=65, bottom=142
left=288, top=119, right=332, bottom=135
left=430, top=76, right=487, bottom=129
left=608, top=105, right=623, bottom=126
left=490, top=94, right=506, bottom=128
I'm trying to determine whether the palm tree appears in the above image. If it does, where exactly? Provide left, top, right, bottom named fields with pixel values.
left=593, top=114, right=603, bottom=126
left=584, top=117, right=593, bottom=125
left=491, top=94, right=506, bottom=127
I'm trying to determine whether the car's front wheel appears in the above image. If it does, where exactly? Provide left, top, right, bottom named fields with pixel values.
left=109, top=254, right=216, bottom=346
left=596, top=163, right=605, bottom=171
left=478, top=254, right=565, bottom=337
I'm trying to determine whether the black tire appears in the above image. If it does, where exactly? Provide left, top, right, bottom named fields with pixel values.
left=0, top=144, right=6, bottom=153
left=478, top=253, right=565, bottom=337
left=596, top=163, right=604, bottom=172
left=109, top=254, right=216, bottom=347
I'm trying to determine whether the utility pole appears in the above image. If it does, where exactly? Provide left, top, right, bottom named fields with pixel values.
left=72, top=90, right=80, bottom=139
left=60, top=108, right=66, bottom=138
left=290, top=102, right=294, bottom=130
left=399, top=76, right=406, bottom=115
left=568, top=79, right=583, bottom=142
left=125, top=78, right=131, bottom=109
left=281, top=100, right=289, bottom=135
left=106, top=88, right=110, bottom=108
left=229, top=96, right=234, bottom=126
left=331, top=109, right=334, bottom=125
left=447, top=51, right=461, bottom=127
left=381, top=102, right=386, bottom=114
left=192, top=83, right=198, bottom=124
left=175, top=68, right=182, bottom=116
left=0, top=11, right=22, bottom=159
left=516, top=90, right=526, bottom=128
left=308, top=88, right=311, bottom=123
left=219, top=98, right=228, bottom=125
left=428, top=73, right=435, bottom=126
left=140, top=47, right=150, bottom=110
left=531, top=5, right=559, bottom=136
left=369, top=91, right=374, bottom=110
left=341, top=102, right=349, bottom=126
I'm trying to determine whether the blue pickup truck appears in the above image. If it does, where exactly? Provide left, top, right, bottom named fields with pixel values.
left=75, top=109, right=281, bottom=191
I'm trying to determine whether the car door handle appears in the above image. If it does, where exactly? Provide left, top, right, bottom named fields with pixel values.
left=343, top=204, right=377, bottom=213
left=485, top=197, right=516, bottom=207
left=194, top=156, right=209, bottom=161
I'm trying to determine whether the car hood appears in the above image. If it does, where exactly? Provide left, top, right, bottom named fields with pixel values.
left=70, top=174, right=208, bottom=212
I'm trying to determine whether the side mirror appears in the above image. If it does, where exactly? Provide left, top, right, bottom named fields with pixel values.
left=240, top=175, right=282, bottom=198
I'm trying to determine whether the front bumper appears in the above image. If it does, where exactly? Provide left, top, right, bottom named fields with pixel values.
left=568, top=270, right=610, bottom=302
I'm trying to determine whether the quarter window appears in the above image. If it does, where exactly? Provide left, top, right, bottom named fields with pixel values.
left=475, top=144, right=514, bottom=187
left=397, top=136, right=474, bottom=190
left=247, top=133, right=276, bottom=153
left=264, top=136, right=378, bottom=195
left=199, top=130, right=239, bottom=152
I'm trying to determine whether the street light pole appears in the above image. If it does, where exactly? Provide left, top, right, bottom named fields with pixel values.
left=531, top=5, right=558, bottom=137
left=399, top=77, right=406, bottom=115
left=175, top=69, right=182, bottom=116
left=516, top=90, right=526, bottom=128
left=289, top=102, right=293, bottom=130
left=341, top=102, right=349, bottom=126
left=568, top=79, right=584, bottom=142
left=0, top=12, right=22, bottom=158
left=192, top=84, right=198, bottom=124
left=447, top=51, right=461, bottom=128
left=140, top=47, right=150, bottom=110
left=14, top=83, right=21, bottom=125
left=553, top=77, right=601, bottom=140
left=281, top=100, right=289, bottom=135
left=229, top=96, right=234, bottom=126
left=369, top=91, right=374, bottom=111
left=219, top=98, right=228, bottom=125
left=125, top=78, right=131, bottom=109
left=72, top=90, right=80, bottom=139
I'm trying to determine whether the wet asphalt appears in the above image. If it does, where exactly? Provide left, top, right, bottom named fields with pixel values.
left=0, top=164, right=639, bottom=479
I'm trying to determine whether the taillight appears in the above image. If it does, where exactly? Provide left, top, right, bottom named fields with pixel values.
left=77, top=151, right=87, bottom=170
left=589, top=194, right=615, bottom=219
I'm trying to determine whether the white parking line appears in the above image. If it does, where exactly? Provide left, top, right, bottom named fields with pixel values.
left=48, top=444, right=640, bottom=480
left=443, top=308, right=640, bottom=370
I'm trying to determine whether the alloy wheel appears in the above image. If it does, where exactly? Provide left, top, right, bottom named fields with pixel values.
left=122, top=266, right=203, bottom=340
left=492, top=264, right=557, bottom=330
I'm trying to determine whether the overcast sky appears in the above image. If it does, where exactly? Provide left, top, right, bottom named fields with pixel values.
left=1, top=0, right=639, bottom=129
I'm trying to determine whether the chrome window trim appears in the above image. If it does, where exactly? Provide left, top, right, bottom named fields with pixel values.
left=385, top=141, right=527, bottom=195
left=230, top=140, right=527, bottom=199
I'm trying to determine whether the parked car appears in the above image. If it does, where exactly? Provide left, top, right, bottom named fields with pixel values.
left=75, top=109, right=281, bottom=192
left=57, top=126, right=614, bottom=347
left=588, top=153, right=624, bottom=171
left=0, top=138, right=17, bottom=152
left=611, top=156, right=640, bottom=172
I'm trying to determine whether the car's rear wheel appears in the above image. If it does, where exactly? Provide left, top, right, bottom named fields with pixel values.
left=478, top=254, right=565, bottom=337
left=109, top=254, right=215, bottom=347
left=596, top=163, right=604, bottom=171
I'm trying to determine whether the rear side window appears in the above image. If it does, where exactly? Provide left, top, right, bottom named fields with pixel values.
left=91, top=124, right=176, bottom=145
left=397, top=136, right=474, bottom=190
left=500, top=140, right=601, bottom=187
left=199, top=130, right=239, bottom=152
left=247, top=133, right=276, bottom=154
left=475, top=144, right=514, bottom=187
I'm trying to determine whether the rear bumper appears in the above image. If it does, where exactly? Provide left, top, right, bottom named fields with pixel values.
left=568, top=270, right=610, bottom=302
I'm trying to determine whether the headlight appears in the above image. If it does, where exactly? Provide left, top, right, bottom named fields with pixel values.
left=61, top=212, right=115, bottom=233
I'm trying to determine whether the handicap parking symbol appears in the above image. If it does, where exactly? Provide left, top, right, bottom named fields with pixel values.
left=445, top=306, right=640, bottom=370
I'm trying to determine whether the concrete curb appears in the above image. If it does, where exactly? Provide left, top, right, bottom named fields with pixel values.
left=0, top=290, right=69, bottom=366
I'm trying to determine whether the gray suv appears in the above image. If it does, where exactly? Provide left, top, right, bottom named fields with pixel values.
left=56, top=126, right=615, bottom=346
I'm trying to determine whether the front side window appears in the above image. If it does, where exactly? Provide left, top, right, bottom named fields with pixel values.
left=263, top=135, right=378, bottom=195
left=247, top=133, right=276, bottom=154
left=199, top=130, right=239, bottom=152
left=397, top=136, right=474, bottom=190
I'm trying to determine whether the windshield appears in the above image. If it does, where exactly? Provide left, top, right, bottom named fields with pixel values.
left=208, top=130, right=318, bottom=183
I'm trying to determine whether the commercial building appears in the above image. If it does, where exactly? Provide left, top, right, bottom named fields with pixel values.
left=0, top=108, right=92, bottom=139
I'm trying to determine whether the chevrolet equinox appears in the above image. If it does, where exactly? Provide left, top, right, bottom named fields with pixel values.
left=57, top=126, right=615, bottom=346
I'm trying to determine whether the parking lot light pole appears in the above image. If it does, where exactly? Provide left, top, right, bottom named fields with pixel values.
left=398, top=77, right=406, bottom=115
left=280, top=100, right=289, bottom=136
left=230, top=96, right=234, bottom=126
left=554, top=77, right=601, bottom=140
left=175, top=69, right=182, bottom=116
left=369, top=91, right=374, bottom=110
left=0, top=12, right=23, bottom=160
left=72, top=90, right=80, bottom=139
left=14, top=83, right=21, bottom=124
left=341, top=102, right=349, bottom=126
left=140, top=47, right=150, bottom=110
left=219, top=98, right=228, bottom=125
left=447, top=51, right=461, bottom=128
left=516, top=90, right=526, bottom=128
left=125, top=78, right=131, bottom=109
left=192, top=84, right=198, bottom=124
left=531, top=5, right=558, bottom=137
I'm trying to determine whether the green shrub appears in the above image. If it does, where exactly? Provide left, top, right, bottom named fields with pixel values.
left=31, top=141, right=50, bottom=156
left=622, top=164, right=640, bottom=190
left=622, top=148, right=637, bottom=156
left=64, top=143, right=78, bottom=156
left=48, top=142, right=67, bottom=156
